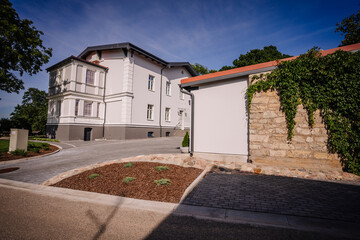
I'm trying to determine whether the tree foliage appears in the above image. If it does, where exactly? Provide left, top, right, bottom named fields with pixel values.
left=11, top=88, right=48, bottom=134
left=0, top=0, right=52, bottom=94
left=219, top=45, right=291, bottom=71
left=247, top=48, right=360, bottom=175
left=336, top=10, right=360, bottom=46
left=191, top=63, right=217, bottom=75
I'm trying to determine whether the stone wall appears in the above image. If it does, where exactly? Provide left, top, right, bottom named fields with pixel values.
left=249, top=76, right=341, bottom=170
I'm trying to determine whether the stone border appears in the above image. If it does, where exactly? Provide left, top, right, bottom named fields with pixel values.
left=0, top=143, right=62, bottom=165
left=42, top=154, right=213, bottom=186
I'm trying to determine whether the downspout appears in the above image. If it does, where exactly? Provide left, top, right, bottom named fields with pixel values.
left=180, top=88, right=194, bottom=157
left=102, top=69, right=108, bottom=139
left=159, top=66, right=166, bottom=137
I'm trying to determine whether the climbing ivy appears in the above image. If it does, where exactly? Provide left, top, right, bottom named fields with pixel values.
left=247, top=48, right=360, bottom=175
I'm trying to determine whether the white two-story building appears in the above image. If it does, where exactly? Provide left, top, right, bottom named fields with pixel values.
left=46, top=42, right=197, bottom=141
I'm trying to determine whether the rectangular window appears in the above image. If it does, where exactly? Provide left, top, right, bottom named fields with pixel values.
left=84, top=101, right=92, bottom=116
left=86, top=69, right=95, bottom=85
left=56, top=101, right=61, bottom=116
left=97, top=103, right=100, bottom=117
left=75, top=99, right=79, bottom=116
left=147, top=104, right=154, bottom=120
left=148, top=75, right=154, bottom=91
left=166, top=81, right=171, bottom=96
left=165, top=107, right=171, bottom=122
left=180, top=91, right=184, bottom=100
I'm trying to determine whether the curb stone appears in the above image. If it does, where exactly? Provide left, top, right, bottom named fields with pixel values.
left=0, top=178, right=359, bottom=239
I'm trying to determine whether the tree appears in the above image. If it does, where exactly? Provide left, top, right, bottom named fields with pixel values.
left=219, top=45, right=292, bottom=71
left=0, top=118, right=13, bottom=136
left=191, top=63, right=217, bottom=75
left=0, top=0, right=52, bottom=95
left=11, top=88, right=48, bottom=134
left=336, top=10, right=360, bottom=46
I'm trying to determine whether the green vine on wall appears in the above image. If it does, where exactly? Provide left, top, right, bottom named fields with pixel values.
left=247, top=48, right=360, bottom=175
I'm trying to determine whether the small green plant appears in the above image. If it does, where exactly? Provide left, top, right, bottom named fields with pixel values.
left=10, top=149, right=28, bottom=156
left=156, top=166, right=169, bottom=171
left=123, top=162, right=134, bottom=168
left=29, top=147, right=40, bottom=153
left=123, top=177, right=136, bottom=184
left=154, top=179, right=171, bottom=186
left=28, top=137, right=59, bottom=142
left=182, top=132, right=189, bottom=147
left=89, top=173, right=99, bottom=179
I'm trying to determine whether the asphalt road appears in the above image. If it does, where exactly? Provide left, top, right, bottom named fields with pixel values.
left=0, top=137, right=182, bottom=184
left=0, top=186, right=346, bottom=240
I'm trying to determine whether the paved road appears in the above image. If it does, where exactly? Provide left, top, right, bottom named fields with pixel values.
left=183, top=172, right=360, bottom=223
left=0, top=185, right=346, bottom=240
left=0, top=137, right=182, bottom=184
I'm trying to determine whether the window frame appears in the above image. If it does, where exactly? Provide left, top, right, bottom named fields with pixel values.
left=148, top=75, right=155, bottom=91
left=75, top=99, right=79, bottom=116
left=165, top=107, right=171, bottom=122
left=165, top=81, right=171, bottom=96
left=147, top=104, right=154, bottom=120
left=84, top=101, right=92, bottom=116
left=86, top=69, right=95, bottom=85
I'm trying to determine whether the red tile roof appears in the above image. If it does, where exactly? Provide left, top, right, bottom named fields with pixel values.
left=181, top=43, right=360, bottom=86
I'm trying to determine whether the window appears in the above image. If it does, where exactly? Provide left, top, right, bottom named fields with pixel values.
left=86, top=69, right=95, bottom=85
left=75, top=99, right=79, bottom=116
left=84, top=101, right=92, bottom=116
left=166, top=81, right=171, bottom=96
left=148, top=132, right=154, bottom=138
left=56, top=101, right=61, bottom=116
left=166, top=132, right=170, bottom=137
left=180, top=91, right=184, bottom=100
left=97, top=103, right=100, bottom=117
left=165, top=107, right=171, bottom=122
left=148, top=75, right=154, bottom=91
left=147, top=104, right=154, bottom=120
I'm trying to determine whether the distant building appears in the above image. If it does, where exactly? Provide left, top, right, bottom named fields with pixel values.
left=46, top=43, right=197, bottom=141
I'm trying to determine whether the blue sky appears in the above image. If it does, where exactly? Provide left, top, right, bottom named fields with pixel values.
left=1, top=0, right=358, bottom=118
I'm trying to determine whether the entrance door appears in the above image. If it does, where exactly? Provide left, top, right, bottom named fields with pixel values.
left=84, top=128, right=92, bottom=141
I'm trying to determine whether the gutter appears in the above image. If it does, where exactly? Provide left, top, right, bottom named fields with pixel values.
left=159, top=66, right=166, bottom=137
left=102, top=69, right=108, bottom=139
left=180, top=88, right=194, bottom=157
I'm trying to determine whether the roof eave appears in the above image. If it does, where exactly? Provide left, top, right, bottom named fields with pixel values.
left=181, top=66, right=276, bottom=88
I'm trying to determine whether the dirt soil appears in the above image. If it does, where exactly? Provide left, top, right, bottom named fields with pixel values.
left=0, top=145, right=59, bottom=162
left=51, top=162, right=203, bottom=203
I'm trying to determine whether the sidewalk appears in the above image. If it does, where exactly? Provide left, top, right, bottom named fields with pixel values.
left=0, top=178, right=358, bottom=239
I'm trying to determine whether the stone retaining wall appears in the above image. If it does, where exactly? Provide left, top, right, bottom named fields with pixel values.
left=249, top=75, right=341, bottom=170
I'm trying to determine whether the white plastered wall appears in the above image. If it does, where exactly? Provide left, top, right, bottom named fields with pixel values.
left=193, top=77, right=249, bottom=155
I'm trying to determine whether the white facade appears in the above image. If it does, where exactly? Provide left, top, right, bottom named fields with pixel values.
left=46, top=43, right=195, bottom=140
left=192, top=78, right=249, bottom=155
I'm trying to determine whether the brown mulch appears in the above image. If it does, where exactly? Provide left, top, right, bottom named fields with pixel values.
left=51, top=162, right=203, bottom=203
left=0, top=145, right=59, bottom=162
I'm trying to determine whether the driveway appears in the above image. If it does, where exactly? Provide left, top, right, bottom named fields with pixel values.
left=182, top=172, right=360, bottom=223
left=0, top=137, right=182, bottom=184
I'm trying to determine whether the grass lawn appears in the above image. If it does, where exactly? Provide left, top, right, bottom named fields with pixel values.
left=0, top=140, right=50, bottom=153
left=0, top=140, right=9, bottom=153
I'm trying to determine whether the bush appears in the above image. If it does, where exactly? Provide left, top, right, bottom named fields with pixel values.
left=123, top=176, right=136, bottom=184
left=154, top=179, right=171, bottom=186
left=156, top=166, right=169, bottom=171
left=10, top=149, right=28, bottom=156
left=89, top=173, right=99, bottom=179
left=182, top=132, right=189, bottom=147
left=123, top=162, right=134, bottom=168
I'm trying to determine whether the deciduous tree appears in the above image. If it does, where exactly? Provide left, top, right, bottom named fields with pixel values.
left=336, top=10, right=360, bottom=46
left=0, top=0, right=52, bottom=95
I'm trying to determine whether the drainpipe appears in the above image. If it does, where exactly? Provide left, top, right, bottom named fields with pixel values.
left=180, top=88, right=194, bottom=157
left=102, top=69, right=108, bottom=139
left=159, top=66, right=166, bottom=137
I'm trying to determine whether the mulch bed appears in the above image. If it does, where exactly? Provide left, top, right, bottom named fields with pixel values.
left=0, top=145, right=59, bottom=162
left=51, top=162, right=203, bottom=203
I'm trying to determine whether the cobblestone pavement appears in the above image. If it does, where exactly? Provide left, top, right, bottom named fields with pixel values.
left=183, top=172, right=360, bottom=222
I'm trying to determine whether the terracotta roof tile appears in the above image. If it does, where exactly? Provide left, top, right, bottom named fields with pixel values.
left=181, top=43, right=360, bottom=85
